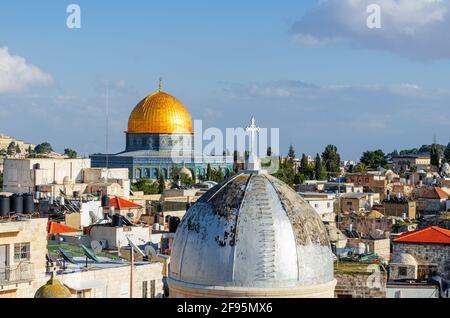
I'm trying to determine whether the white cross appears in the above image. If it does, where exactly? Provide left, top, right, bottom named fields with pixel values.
left=245, top=116, right=262, bottom=171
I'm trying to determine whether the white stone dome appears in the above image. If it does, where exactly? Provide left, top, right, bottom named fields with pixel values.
left=392, top=253, right=417, bottom=266
left=168, top=171, right=335, bottom=296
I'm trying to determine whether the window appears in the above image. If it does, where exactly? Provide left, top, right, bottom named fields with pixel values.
left=398, top=267, right=408, bottom=276
left=327, top=203, right=331, bottom=208
left=346, top=202, right=353, bottom=206
left=142, top=281, right=148, bottom=298
left=14, top=243, right=30, bottom=262
left=150, top=280, right=156, bottom=298
left=314, top=204, right=319, bottom=208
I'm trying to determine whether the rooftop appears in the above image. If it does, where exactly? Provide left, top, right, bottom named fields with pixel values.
left=394, top=226, right=450, bottom=245
left=109, top=196, right=142, bottom=210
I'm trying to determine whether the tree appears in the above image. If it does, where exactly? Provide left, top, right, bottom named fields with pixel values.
left=314, top=153, right=327, bottom=180
left=7, top=142, right=16, bottom=156
left=15, top=144, right=21, bottom=155
left=299, top=154, right=313, bottom=180
left=322, top=145, right=341, bottom=176
left=360, top=149, right=388, bottom=169
left=35, top=142, right=53, bottom=155
left=131, top=178, right=159, bottom=195
left=430, top=143, right=442, bottom=167
left=354, top=163, right=368, bottom=173
left=158, top=173, right=165, bottom=194
left=206, top=164, right=212, bottom=181
left=64, top=148, right=77, bottom=158
left=0, top=173, right=3, bottom=191
left=0, top=149, right=6, bottom=157
left=288, top=145, right=296, bottom=159
left=410, top=165, right=418, bottom=173
left=26, top=145, right=34, bottom=158
left=444, top=142, right=450, bottom=164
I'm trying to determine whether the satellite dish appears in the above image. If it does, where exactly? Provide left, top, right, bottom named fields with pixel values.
left=144, top=245, right=157, bottom=259
left=80, top=244, right=100, bottom=263
left=126, top=236, right=146, bottom=257
left=91, top=240, right=103, bottom=254
left=58, top=247, right=77, bottom=265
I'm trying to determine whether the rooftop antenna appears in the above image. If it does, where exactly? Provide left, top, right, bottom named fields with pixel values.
left=105, top=82, right=110, bottom=179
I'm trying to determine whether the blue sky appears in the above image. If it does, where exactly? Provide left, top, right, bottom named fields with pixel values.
left=1, top=0, right=450, bottom=159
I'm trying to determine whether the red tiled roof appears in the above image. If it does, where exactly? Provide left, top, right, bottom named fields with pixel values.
left=418, top=187, right=450, bottom=200
left=394, top=226, right=450, bottom=245
left=47, top=221, right=79, bottom=234
left=109, top=196, right=142, bottom=210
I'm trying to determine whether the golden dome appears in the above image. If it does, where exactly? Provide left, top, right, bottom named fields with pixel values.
left=34, top=278, right=72, bottom=298
left=128, top=90, right=193, bottom=134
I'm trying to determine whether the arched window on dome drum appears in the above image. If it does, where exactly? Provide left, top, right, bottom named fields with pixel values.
left=162, top=168, right=168, bottom=179
left=152, top=168, right=159, bottom=180
left=144, top=168, right=150, bottom=178
left=135, top=168, right=142, bottom=179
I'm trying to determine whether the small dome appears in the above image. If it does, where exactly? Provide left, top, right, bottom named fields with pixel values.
left=34, top=278, right=72, bottom=298
left=392, top=253, right=417, bottom=266
left=128, top=91, right=193, bottom=134
left=179, top=167, right=193, bottom=179
left=169, top=171, right=334, bottom=290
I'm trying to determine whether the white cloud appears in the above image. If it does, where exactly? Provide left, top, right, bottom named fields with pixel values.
left=0, top=47, right=53, bottom=94
left=290, top=0, right=450, bottom=60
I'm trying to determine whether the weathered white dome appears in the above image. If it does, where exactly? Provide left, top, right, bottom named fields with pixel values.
left=169, top=171, right=335, bottom=291
left=392, top=253, right=417, bottom=266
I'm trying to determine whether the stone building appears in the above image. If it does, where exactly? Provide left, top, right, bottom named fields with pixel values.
left=334, top=263, right=387, bottom=298
left=346, top=172, right=388, bottom=199
left=381, top=198, right=417, bottom=220
left=0, top=218, right=48, bottom=298
left=390, top=226, right=450, bottom=280
left=2, top=158, right=130, bottom=198
left=416, top=187, right=450, bottom=216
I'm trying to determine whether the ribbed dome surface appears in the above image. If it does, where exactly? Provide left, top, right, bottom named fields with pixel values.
left=128, top=91, right=193, bottom=134
left=169, top=171, right=334, bottom=289
left=34, top=278, right=72, bottom=298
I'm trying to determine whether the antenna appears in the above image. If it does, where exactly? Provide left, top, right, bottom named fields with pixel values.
left=105, top=82, right=110, bottom=176
left=144, top=245, right=157, bottom=259
left=91, top=240, right=103, bottom=254
left=80, top=244, right=100, bottom=267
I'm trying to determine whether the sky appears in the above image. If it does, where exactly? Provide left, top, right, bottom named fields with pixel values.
left=0, top=0, right=450, bottom=160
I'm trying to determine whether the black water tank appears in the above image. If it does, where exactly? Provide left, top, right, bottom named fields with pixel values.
left=169, top=217, right=181, bottom=233
left=10, top=194, right=23, bottom=214
left=112, top=214, right=123, bottom=227
left=101, top=195, right=110, bottom=207
left=0, top=196, right=10, bottom=217
left=23, top=193, right=34, bottom=214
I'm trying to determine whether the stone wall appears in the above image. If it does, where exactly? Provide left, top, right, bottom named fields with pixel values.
left=393, top=243, right=450, bottom=279
left=335, top=271, right=387, bottom=298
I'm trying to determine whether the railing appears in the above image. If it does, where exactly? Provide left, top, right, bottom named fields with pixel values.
left=0, top=262, right=34, bottom=285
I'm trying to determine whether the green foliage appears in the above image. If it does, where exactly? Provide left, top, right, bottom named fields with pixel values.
left=64, top=148, right=78, bottom=158
left=131, top=178, right=160, bottom=195
left=273, top=157, right=295, bottom=188
left=288, top=145, right=296, bottom=159
left=445, top=142, right=450, bottom=163
left=314, top=153, right=327, bottom=180
left=0, top=149, right=6, bottom=157
left=35, top=142, right=53, bottom=155
left=360, top=149, right=388, bottom=169
left=7, top=142, right=16, bottom=156
left=15, top=144, right=21, bottom=154
left=430, top=143, right=442, bottom=167
left=180, top=173, right=194, bottom=187
left=298, top=153, right=314, bottom=181
left=158, top=173, right=165, bottom=194
left=322, top=145, right=341, bottom=176
left=354, top=163, right=368, bottom=173
left=0, top=173, right=3, bottom=191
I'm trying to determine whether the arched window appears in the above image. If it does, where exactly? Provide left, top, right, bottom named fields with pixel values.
left=135, top=168, right=142, bottom=179
left=152, top=168, right=159, bottom=180
left=144, top=168, right=150, bottom=178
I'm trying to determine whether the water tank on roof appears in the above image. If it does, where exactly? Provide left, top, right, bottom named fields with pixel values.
left=169, top=217, right=181, bottom=233
left=0, top=196, right=10, bottom=217
left=112, top=214, right=123, bottom=227
left=23, top=193, right=34, bottom=214
left=101, top=195, right=110, bottom=208
left=10, top=194, right=23, bottom=214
